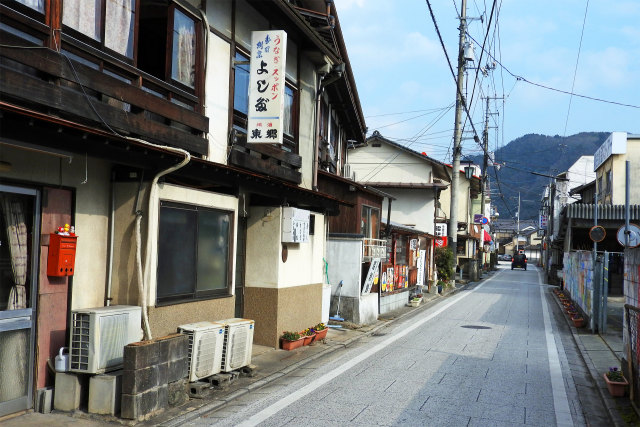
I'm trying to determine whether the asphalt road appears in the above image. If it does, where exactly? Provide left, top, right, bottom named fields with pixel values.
left=189, top=264, right=608, bottom=426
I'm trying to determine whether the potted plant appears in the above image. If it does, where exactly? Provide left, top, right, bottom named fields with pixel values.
left=314, top=323, right=328, bottom=341
left=410, top=296, right=422, bottom=307
left=435, top=247, right=455, bottom=287
left=280, top=331, right=303, bottom=351
left=436, top=280, right=446, bottom=294
left=604, top=367, right=629, bottom=397
left=301, top=328, right=316, bottom=345
left=571, top=315, right=585, bottom=328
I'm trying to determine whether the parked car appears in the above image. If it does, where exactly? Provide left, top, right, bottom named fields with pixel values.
left=499, top=254, right=512, bottom=261
left=511, top=253, right=527, bottom=270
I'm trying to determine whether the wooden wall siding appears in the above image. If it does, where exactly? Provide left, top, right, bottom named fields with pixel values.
left=37, top=188, right=72, bottom=389
left=0, top=43, right=208, bottom=155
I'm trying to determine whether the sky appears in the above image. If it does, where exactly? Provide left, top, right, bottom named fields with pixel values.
left=336, top=0, right=640, bottom=164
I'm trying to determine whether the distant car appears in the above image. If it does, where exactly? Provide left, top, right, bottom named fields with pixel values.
left=511, top=253, right=527, bottom=270
left=499, top=254, right=512, bottom=261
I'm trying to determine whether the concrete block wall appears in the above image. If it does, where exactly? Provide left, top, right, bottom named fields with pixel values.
left=380, top=292, right=409, bottom=314
left=121, top=334, right=188, bottom=420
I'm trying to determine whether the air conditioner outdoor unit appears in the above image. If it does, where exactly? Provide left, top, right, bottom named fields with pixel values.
left=219, top=318, right=254, bottom=372
left=69, top=305, right=142, bottom=374
left=178, top=321, right=225, bottom=382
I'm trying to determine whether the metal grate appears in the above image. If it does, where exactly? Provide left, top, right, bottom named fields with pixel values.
left=70, top=312, right=90, bottom=371
left=194, top=332, right=217, bottom=378
left=625, top=304, right=640, bottom=403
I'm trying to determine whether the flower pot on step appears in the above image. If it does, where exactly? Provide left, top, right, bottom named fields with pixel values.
left=302, top=334, right=316, bottom=346
left=315, top=328, right=328, bottom=341
left=281, top=337, right=304, bottom=351
left=604, top=373, right=629, bottom=397
left=571, top=316, right=585, bottom=328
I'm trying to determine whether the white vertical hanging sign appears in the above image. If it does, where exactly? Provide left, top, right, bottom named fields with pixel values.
left=247, top=30, right=287, bottom=144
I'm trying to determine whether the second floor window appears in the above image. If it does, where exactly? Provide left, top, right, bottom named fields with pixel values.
left=62, top=0, right=136, bottom=59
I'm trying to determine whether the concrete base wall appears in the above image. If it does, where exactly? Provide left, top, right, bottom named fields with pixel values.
left=245, top=283, right=322, bottom=348
left=380, top=291, right=409, bottom=314
left=358, top=293, right=379, bottom=325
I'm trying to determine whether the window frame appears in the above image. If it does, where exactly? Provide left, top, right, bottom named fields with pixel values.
left=155, top=200, right=234, bottom=306
left=361, top=204, right=380, bottom=239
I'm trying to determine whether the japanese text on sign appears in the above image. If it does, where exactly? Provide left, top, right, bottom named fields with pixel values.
left=248, top=30, right=287, bottom=144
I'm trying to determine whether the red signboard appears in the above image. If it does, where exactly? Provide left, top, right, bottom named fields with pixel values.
left=435, top=237, right=448, bottom=247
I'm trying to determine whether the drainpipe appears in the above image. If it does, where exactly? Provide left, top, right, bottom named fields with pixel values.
left=105, top=169, right=116, bottom=306
left=312, top=63, right=345, bottom=190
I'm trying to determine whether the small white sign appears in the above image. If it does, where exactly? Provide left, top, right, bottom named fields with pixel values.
left=435, top=223, right=447, bottom=237
left=416, top=250, right=426, bottom=287
left=282, top=207, right=309, bottom=243
left=247, top=30, right=287, bottom=144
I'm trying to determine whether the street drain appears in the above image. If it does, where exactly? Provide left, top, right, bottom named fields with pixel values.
left=372, top=332, right=387, bottom=336
left=460, top=325, right=492, bottom=329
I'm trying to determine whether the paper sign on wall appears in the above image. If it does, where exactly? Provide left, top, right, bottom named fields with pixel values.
left=362, top=258, right=380, bottom=295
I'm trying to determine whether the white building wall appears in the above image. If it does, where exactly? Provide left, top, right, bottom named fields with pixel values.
left=381, top=189, right=435, bottom=234
left=0, top=145, right=110, bottom=309
left=349, top=144, right=432, bottom=184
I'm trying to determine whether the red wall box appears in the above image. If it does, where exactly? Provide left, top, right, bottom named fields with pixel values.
left=47, top=233, right=78, bottom=276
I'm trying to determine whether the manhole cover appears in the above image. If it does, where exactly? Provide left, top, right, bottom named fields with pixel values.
left=460, top=325, right=492, bottom=329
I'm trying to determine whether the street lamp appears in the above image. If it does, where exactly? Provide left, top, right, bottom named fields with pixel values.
left=461, top=160, right=475, bottom=180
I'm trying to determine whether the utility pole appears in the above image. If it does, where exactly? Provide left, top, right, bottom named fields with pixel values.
left=516, top=192, right=521, bottom=253
left=480, top=96, right=490, bottom=218
left=448, top=0, right=467, bottom=253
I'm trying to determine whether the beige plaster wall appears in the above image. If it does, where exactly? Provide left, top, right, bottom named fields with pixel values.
left=0, top=145, right=110, bottom=310
left=205, top=33, right=231, bottom=164
left=245, top=283, right=322, bottom=347
left=148, top=297, right=235, bottom=338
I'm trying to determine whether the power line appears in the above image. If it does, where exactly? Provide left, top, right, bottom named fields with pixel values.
left=465, top=32, right=640, bottom=110
left=365, top=106, right=453, bottom=118
left=563, top=0, right=590, bottom=136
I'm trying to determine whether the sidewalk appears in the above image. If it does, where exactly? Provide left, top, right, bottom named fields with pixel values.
left=0, top=280, right=467, bottom=427
left=551, top=293, right=638, bottom=427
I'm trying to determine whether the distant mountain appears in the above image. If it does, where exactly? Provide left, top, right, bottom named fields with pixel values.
left=470, top=132, right=609, bottom=222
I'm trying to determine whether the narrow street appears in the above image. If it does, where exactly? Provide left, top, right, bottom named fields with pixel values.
left=185, top=264, right=609, bottom=427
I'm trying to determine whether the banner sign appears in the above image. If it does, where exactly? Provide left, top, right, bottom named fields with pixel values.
left=435, top=237, right=448, bottom=247
left=248, top=30, right=287, bottom=144
left=539, top=214, right=548, bottom=229
left=435, top=223, right=447, bottom=237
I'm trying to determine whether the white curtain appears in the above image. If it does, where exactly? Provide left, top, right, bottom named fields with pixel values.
left=172, top=11, right=195, bottom=88
left=62, top=0, right=101, bottom=41
left=0, top=195, right=28, bottom=310
left=16, top=0, right=44, bottom=13
left=105, top=0, right=135, bottom=58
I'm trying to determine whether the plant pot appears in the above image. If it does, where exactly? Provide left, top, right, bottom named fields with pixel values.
left=604, top=373, right=629, bottom=397
left=315, top=328, right=328, bottom=341
left=410, top=299, right=421, bottom=307
left=571, top=316, right=585, bottom=328
left=437, top=285, right=443, bottom=294
left=302, top=334, right=316, bottom=346
left=281, top=337, right=304, bottom=351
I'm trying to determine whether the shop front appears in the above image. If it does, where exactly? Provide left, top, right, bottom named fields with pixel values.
left=379, top=221, right=433, bottom=314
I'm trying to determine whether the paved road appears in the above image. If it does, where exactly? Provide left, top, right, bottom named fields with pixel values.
left=189, top=265, right=609, bottom=426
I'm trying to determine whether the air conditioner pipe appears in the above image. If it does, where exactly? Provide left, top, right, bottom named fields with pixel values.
left=129, top=138, right=191, bottom=341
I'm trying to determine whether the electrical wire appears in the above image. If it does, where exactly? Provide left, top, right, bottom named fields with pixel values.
left=465, top=32, right=640, bottom=110
left=563, top=0, right=589, bottom=136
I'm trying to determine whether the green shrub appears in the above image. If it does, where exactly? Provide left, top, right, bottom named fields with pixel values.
left=435, top=246, right=455, bottom=281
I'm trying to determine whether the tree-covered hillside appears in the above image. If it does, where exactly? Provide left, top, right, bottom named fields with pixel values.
left=471, top=132, right=609, bottom=222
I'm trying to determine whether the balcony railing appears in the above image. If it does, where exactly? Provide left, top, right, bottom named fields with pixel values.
left=363, top=238, right=387, bottom=262
left=0, top=36, right=208, bottom=155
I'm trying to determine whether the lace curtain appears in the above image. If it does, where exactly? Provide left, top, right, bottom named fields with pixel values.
left=62, top=0, right=102, bottom=41
left=0, top=195, right=27, bottom=310
left=172, top=10, right=195, bottom=88
left=105, top=0, right=135, bottom=58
